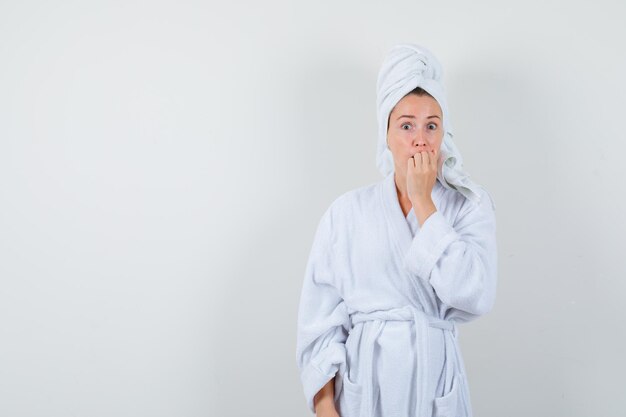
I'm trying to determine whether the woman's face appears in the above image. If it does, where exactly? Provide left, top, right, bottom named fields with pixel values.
left=387, top=93, right=444, bottom=176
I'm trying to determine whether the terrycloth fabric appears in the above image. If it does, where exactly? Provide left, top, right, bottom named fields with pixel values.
left=295, top=173, right=498, bottom=417
left=376, top=43, right=490, bottom=208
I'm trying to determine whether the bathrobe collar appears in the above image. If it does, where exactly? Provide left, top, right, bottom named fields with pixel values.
left=381, top=170, right=444, bottom=256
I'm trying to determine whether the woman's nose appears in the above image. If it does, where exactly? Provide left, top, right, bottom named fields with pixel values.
left=412, top=132, right=427, bottom=147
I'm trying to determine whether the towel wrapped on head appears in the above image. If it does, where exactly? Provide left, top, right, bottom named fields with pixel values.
left=376, top=43, right=486, bottom=206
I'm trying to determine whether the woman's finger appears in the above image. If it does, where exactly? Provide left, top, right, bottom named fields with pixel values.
left=420, top=150, right=429, bottom=170
left=415, top=151, right=423, bottom=168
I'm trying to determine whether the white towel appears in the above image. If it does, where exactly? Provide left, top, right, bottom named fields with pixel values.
left=376, top=43, right=487, bottom=207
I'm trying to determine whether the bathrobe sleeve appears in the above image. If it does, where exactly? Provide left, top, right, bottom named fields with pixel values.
left=403, top=187, right=498, bottom=318
left=295, top=207, right=350, bottom=413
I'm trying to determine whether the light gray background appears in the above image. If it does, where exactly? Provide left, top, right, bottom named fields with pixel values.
left=1, top=1, right=625, bottom=416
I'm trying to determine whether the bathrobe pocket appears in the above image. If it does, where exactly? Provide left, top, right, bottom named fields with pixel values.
left=337, top=372, right=363, bottom=417
left=433, top=373, right=460, bottom=417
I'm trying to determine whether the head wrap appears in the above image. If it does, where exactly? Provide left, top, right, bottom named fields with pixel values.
left=376, top=43, right=483, bottom=205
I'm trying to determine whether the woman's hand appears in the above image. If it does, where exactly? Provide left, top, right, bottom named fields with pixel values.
left=316, top=406, right=341, bottom=417
left=407, top=148, right=438, bottom=201
left=407, top=148, right=439, bottom=226
left=314, top=379, right=340, bottom=417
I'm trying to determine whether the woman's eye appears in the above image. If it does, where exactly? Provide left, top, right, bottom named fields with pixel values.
left=401, top=123, right=411, bottom=130
left=427, top=123, right=438, bottom=130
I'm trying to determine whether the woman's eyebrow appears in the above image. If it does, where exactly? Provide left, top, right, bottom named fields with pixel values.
left=396, top=115, right=441, bottom=120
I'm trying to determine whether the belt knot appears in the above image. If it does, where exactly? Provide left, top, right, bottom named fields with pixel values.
left=345, top=305, right=460, bottom=417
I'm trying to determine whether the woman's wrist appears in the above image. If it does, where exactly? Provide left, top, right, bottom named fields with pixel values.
left=411, top=197, right=437, bottom=226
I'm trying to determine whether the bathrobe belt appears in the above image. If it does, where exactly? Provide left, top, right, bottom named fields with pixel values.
left=349, top=305, right=461, bottom=417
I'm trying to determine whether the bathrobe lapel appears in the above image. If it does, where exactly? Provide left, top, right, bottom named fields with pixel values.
left=381, top=171, right=414, bottom=257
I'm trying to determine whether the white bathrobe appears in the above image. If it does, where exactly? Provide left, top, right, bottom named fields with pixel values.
left=295, top=171, right=497, bottom=417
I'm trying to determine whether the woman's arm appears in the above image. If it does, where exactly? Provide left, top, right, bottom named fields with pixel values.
left=296, top=205, right=350, bottom=414
left=404, top=186, right=498, bottom=318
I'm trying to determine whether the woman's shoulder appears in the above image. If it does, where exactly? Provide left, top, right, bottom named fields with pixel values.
left=315, top=178, right=382, bottom=228
left=327, top=179, right=381, bottom=213
left=453, top=184, right=497, bottom=226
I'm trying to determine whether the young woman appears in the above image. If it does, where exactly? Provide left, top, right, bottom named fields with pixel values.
left=296, top=43, right=498, bottom=417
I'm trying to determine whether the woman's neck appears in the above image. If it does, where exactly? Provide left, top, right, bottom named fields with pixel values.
left=393, top=172, right=413, bottom=217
